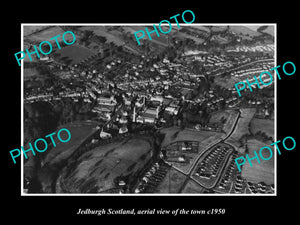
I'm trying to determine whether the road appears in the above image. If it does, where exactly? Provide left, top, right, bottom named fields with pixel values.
left=173, top=110, right=241, bottom=193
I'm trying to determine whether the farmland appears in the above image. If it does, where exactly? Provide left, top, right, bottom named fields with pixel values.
left=241, top=139, right=274, bottom=185
left=229, top=26, right=262, bottom=37
left=155, top=168, right=187, bottom=193
left=53, top=44, right=95, bottom=65
left=58, top=135, right=154, bottom=193
left=160, top=127, right=224, bottom=148
left=123, top=26, right=169, bottom=47
left=250, top=118, right=274, bottom=138
left=181, top=179, right=206, bottom=193
left=192, top=26, right=211, bottom=33
left=24, top=26, right=73, bottom=43
left=24, top=26, right=50, bottom=37
left=79, top=26, right=125, bottom=46
left=257, top=26, right=275, bottom=36
left=173, top=31, right=205, bottom=44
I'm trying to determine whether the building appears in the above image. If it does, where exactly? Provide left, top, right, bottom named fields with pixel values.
left=150, top=95, right=164, bottom=105
left=98, top=96, right=117, bottom=106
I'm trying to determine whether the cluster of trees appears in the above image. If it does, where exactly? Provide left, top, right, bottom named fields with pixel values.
left=239, top=130, right=274, bottom=147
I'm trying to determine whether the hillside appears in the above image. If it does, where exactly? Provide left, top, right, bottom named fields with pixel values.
left=57, top=135, right=154, bottom=193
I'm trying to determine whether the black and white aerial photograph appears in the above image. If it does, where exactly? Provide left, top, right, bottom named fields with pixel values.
left=22, top=24, right=275, bottom=195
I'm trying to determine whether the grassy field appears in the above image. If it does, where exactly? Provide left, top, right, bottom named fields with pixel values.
left=225, top=108, right=256, bottom=150
left=79, top=26, right=125, bottom=46
left=173, top=31, right=205, bottom=44
left=190, top=26, right=211, bottom=33
left=123, top=25, right=169, bottom=47
left=229, top=26, right=262, bottom=37
left=24, top=26, right=50, bottom=36
left=160, top=127, right=223, bottom=147
left=250, top=118, right=274, bottom=138
left=211, top=26, right=228, bottom=33
left=181, top=179, right=206, bottom=193
left=257, top=26, right=275, bottom=36
left=25, top=26, right=72, bottom=43
left=156, top=168, right=187, bottom=193
left=53, top=44, right=95, bottom=65
left=24, top=68, right=39, bottom=79
left=34, top=121, right=99, bottom=192
left=43, top=121, right=99, bottom=166
left=59, top=135, right=153, bottom=193
left=209, top=110, right=230, bottom=124
left=241, top=139, right=274, bottom=185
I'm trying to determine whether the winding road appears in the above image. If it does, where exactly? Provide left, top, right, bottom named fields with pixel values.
left=165, top=109, right=241, bottom=193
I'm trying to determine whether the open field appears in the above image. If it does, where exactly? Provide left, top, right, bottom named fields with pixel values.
left=32, top=121, right=98, bottom=192
left=181, top=179, right=206, bottom=193
left=25, top=26, right=73, bottom=43
left=241, top=139, right=274, bottom=185
left=211, top=26, right=228, bottom=33
left=160, top=127, right=224, bottom=147
left=24, top=68, right=39, bottom=79
left=190, top=26, right=211, bottom=33
left=59, top=135, right=153, bottom=193
left=209, top=110, right=230, bottom=124
left=229, top=26, right=262, bottom=37
left=211, top=34, right=231, bottom=44
left=123, top=25, right=169, bottom=47
left=225, top=108, right=256, bottom=150
left=173, top=31, right=205, bottom=44
left=79, top=26, right=124, bottom=46
left=155, top=168, right=187, bottom=193
left=24, top=26, right=50, bottom=36
left=53, top=44, right=95, bottom=65
left=257, top=26, right=275, bottom=36
left=43, top=121, right=99, bottom=166
left=250, top=118, right=274, bottom=138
